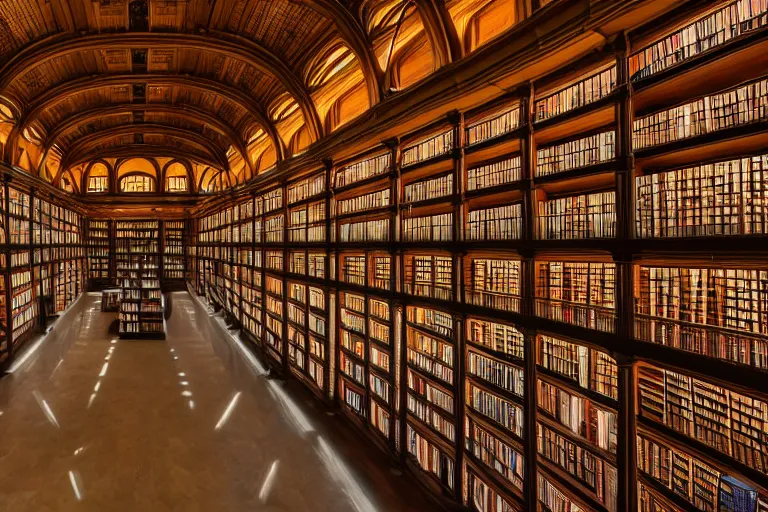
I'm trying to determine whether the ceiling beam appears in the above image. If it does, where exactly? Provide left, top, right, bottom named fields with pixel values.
left=60, top=124, right=229, bottom=172
left=12, top=74, right=285, bottom=168
left=39, top=104, right=253, bottom=177
left=0, top=32, right=322, bottom=140
left=300, top=0, right=385, bottom=107
left=413, top=0, right=463, bottom=67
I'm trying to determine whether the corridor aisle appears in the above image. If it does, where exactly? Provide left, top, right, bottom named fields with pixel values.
left=0, top=293, right=438, bottom=512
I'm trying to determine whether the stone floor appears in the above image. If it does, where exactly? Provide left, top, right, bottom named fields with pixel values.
left=0, top=292, right=438, bottom=511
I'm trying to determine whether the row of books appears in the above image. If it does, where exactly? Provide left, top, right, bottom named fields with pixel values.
left=407, top=424, right=455, bottom=490
left=467, top=350, right=524, bottom=397
left=536, top=131, right=616, bottom=177
left=633, top=77, right=768, bottom=150
left=467, top=108, right=521, bottom=146
left=538, top=335, right=618, bottom=400
left=335, top=153, right=391, bottom=188
left=335, top=188, right=391, bottom=217
left=465, top=467, right=521, bottom=511
left=402, top=130, right=454, bottom=167
left=408, top=370, right=454, bottom=412
left=403, top=173, right=453, bottom=204
left=536, top=261, right=617, bottom=309
left=636, top=154, right=768, bottom=238
left=535, top=66, right=617, bottom=122
left=408, top=393, right=456, bottom=441
left=288, top=172, right=325, bottom=204
left=404, top=255, right=453, bottom=301
left=637, top=364, right=768, bottom=474
left=467, top=318, right=525, bottom=359
left=538, top=378, right=618, bottom=454
left=635, top=266, right=768, bottom=336
left=402, top=213, right=453, bottom=242
left=339, top=218, right=390, bottom=242
left=467, top=156, right=521, bottom=191
left=468, top=383, right=524, bottom=438
left=465, top=417, right=525, bottom=490
left=467, top=204, right=522, bottom=241
left=537, top=422, right=618, bottom=510
left=539, top=191, right=616, bottom=240
left=467, top=258, right=521, bottom=312
left=629, top=0, right=768, bottom=81
left=638, top=431, right=765, bottom=512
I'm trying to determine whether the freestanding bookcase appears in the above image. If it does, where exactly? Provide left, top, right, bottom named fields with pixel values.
left=116, top=221, right=166, bottom=340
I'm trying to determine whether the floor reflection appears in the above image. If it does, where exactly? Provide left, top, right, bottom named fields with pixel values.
left=0, top=292, right=437, bottom=511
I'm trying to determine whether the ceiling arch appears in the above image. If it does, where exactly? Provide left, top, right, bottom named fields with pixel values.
left=39, top=104, right=253, bottom=177
left=60, top=125, right=229, bottom=172
left=0, top=33, right=323, bottom=141
left=9, top=74, right=287, bottom=169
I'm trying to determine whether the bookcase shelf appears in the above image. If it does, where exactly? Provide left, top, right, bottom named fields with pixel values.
left=163, top=220, right=185, bottom=283
left=634, top=264, right=768, bottom=370
left=86, top=219, right=110, bottom=286
left=116, top=220, right=165, bottom=340
left=179, top=12, right=768, bottom=509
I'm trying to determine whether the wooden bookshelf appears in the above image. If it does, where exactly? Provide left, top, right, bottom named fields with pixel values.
left=177, top=5, right=768, bottom=509
left=163, top=220, right=185, bottom=285
left=116, top=220, right=164, bottom=339
left=86, top=219, right=110, bottom=288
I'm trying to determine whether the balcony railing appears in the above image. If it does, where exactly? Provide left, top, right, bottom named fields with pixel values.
left=635, top=315, right=768, bottom=370
left=535, top=298, right=616, bottom=333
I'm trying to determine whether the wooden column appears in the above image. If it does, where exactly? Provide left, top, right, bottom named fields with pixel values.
left=323, top=159, right=334, bottom=403
left=615, top=32, right=636, bottom=242
left=616, top=354, right=638, bottom=512
left=522, top=327, right=539, bottom=510
left=452, top=312, right=466, bottom=502
left=281, top=180, right=290, bottom=375
left=520, top=83, right=537, bottom=243
left=3, top=175, right=12, bottom=360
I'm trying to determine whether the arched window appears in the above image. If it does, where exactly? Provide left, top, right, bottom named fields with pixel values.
left=164, top=162, right=189, bottom=193
left=120, top=173, right=155, bottom=193
left=87, top=163, right=110, bottom=193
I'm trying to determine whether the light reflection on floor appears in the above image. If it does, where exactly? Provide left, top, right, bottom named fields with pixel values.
left=0, top=292, right=436, bottom=511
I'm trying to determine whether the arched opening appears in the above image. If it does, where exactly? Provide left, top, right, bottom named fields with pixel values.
left=86, top=162, right=110, bottom=193
left=164, top=161, right=189, bottom=193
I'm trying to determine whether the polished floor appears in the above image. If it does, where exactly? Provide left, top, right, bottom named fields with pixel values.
left=0, top=292, right=438, bottom=511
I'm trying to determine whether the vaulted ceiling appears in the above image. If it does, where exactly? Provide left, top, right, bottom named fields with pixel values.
left=0, top=0, right=519, bottom=194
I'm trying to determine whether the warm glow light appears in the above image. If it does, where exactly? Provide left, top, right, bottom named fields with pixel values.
left=316, top=436, right=379, bottom=512
left=34, top=392, right=60, bottom=429
left=267, top=381, right=313, bottom=436
left=68, top=471, right=83, bottom=501
left=7, top=337, right=47, bottom=373
left=258, top=460, right=280, bottom=503
left=214, top=392, right=242, bottom=431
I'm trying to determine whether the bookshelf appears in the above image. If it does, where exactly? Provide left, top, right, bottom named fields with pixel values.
left=86, top=219, right=110, bottom=287
left=636, top=154, right=768, bottom=238
left=463, top=316, right=526, bottom=508
left=338, top=292, right=398, bottom=450
left=405, top=305, right=457, bottom=493
left=163, top=220, right=185, bottom=285
left=629, top=1, right=768, bottom=82
left=116, top=220, right=165, bottom=339
left=637, top=363, right=768, bottom=478
left=177, top=7, right=768, bottom=509
left=535, top=261, right=616, bottom=333
left=634, top=265, right=768, bottom=369
left=633, top=76, right=768, bottom=152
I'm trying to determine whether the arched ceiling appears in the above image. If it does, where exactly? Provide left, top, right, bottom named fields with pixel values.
left=0, top=0, right=516, bottom=194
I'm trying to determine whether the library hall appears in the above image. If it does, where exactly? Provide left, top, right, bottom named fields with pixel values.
left=0, top=0, right=765, bottom=510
